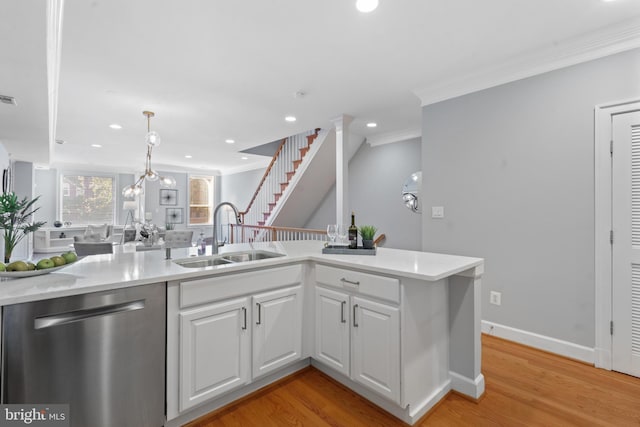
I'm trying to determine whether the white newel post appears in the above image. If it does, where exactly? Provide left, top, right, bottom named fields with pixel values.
left=331, top=115, right=353, bottom=226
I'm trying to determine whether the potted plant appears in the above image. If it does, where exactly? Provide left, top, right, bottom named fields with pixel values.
left=358, top=225, right=377, bottom=249
left=0, top=192, right=46, bottom=263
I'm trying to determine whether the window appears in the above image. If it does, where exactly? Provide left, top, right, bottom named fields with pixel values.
left=188, top=175, right=215, bottom=225
left=60, top=174, right=115, bottom=225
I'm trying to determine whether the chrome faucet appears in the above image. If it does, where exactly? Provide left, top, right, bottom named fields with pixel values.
left=212, top=202, right=242, bottom=254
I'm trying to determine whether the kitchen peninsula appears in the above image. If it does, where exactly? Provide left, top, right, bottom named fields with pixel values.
left=0, top=241, right=484, bottom=426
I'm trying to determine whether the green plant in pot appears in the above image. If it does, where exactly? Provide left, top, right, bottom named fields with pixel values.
left=358, top=225, right=377, bottom=249
left=0, top=192, right=46, bottom=263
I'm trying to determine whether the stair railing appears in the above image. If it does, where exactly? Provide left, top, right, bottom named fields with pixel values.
left=229, top=223, right=387, bottom=247
left=240, top=138, right=286, bottom=225
left=239, top=128, right=319, bottom=227
left=230, top=224, right=328, bottom=243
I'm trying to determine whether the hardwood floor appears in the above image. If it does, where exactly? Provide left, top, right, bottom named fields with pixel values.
left=186, top=334, right=640, bottom=426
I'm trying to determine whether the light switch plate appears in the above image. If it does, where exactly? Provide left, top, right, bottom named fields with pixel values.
left=431, top=206, right=444, bottom=218
left=490, top=291, right=501, bottom=306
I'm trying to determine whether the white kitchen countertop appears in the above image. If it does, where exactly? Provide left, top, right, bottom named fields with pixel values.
left=0, top=240, right=483, bottom=306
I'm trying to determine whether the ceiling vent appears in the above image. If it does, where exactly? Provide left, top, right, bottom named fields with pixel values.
left=0, top=95, right=17, bottom=106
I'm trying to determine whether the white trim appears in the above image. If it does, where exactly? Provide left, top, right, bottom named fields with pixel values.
left=407, top=379, right=451, bottom=422
left=187, top=174, right=216, bottom=227
left=415, top=19, right=640, bottom=106
left=594, top=99, right=640, bottom=370
left=481, top=320, right=594, bottom=364
left=449, top=371, right=484, bottom=400
left=366, top=127, right=422, bottom=147
left=46, top=0, right=64, bottom=163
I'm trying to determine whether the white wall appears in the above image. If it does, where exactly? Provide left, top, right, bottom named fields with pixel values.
left=34, top=168, right=56, bottom=225
left=422, top=47, right=640, bottom=348
left=306, top=137, right=422, bottom=250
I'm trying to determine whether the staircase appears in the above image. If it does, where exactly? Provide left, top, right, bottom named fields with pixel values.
left=240, top=128, right=324, bottom=228
left=235, top=127, right=382, bottom=245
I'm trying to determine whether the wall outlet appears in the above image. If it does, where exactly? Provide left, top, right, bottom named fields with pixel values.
left=490, top=291, right=501, bottom=306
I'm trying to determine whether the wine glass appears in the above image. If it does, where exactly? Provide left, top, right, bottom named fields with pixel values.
left=326, top=224, right=337, bottom=245
left=337, top=224, right=348, bottom=245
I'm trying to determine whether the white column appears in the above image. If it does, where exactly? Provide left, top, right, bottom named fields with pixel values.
left=331, top=115, right=353, bottom=226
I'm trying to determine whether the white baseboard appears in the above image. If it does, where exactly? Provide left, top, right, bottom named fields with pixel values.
left=449, top=371, right=485, bottom=400
left=481, top=320, right=594, bottom=364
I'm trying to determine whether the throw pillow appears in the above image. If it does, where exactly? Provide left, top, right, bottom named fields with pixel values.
left=86, top=224, right=108, bottom=239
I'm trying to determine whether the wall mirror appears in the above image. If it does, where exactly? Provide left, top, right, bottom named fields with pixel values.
left=402, top=171, right=421, bottom=213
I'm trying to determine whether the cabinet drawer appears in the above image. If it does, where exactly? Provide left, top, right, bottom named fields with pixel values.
left=180, top=265, right=303, bottom=308
left=315, top=264, right=399, bottom=304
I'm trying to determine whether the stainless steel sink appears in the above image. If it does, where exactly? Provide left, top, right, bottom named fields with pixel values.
left=221, top=250, right=284, bottom=263
left=174, top=250, right=283, bottom=268
left=174, top=257, right=233, bottom=268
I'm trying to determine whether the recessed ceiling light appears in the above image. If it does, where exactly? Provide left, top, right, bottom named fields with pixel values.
left=225, top=139, right=235, bottom=144
left=185, top=155, right=193, bottom=159
left=356, top=0, right=379, bottom=13
left=366, top=122, right=377, bottom=128
left=91, top=144, right=102, bottom=148
left=241, top=156, right=249, bottom=160
left=285, top=116, right=297, bottom=122
left=109, top=123, right=122, bottom=130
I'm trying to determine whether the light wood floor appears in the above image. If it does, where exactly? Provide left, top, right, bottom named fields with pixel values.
left=186, top=334, right=640, bottom=426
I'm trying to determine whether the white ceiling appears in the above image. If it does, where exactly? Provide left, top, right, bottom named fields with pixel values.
left=1, top=0, right=640, bottom=175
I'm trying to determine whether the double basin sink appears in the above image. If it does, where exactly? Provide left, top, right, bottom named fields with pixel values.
left=174, top=250, right=284, bottom=268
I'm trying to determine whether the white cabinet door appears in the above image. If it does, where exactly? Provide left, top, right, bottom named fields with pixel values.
left=252, top=285, right=303, bottom=379
left=315, top=286, right=350, bottom=376
left=351, top=296, right=401, bottom=404
left=180, top=297, right=250, bottom=411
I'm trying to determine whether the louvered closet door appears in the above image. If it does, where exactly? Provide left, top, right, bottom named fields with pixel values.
left=612, top=111, right=640, bottom=377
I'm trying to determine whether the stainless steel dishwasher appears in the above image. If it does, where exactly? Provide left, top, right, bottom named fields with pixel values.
left=1, top=282, right=166, bottom=427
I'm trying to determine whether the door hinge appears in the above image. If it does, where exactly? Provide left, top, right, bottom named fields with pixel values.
left=610, top=320, right=614, bottom=335
left=610, top=230, right=614, bottom=244
left=610, top=139, right=614, bottom=156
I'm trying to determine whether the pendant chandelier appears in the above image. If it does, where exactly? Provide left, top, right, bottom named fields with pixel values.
left=122, top=111, right=176, bottom=198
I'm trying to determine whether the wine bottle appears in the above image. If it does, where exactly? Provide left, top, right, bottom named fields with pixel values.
left=348, top=212, right=358, bottom=249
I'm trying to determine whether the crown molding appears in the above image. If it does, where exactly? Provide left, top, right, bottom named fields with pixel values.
left=415, top=18, right=640, bottom=107
left=366, top=127, right=422, bottom=147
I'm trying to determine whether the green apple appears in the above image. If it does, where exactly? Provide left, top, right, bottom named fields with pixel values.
left=6, top=261, right=28, bottom=271
left=61, top=251, right=78, bottom=264
left=36, top=258, right=55, bottom=270
left=50, top=256, right=66, bottom=267
left=0, top=263, right=5, bottom=272
left=26, top=262, right=36, bottom=271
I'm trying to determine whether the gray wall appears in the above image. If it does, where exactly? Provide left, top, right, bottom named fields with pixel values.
left=306, top=137, right=422, bottom=250
left=422, top=48, right=640, bottom=348
left=144, top=170, right=189, bottom=230
left=220, top=168, right=264, bottom=211
left=34, top=169, right=136, bottom=226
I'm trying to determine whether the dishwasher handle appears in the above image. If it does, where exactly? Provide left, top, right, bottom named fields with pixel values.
left=34, top=299, right=146, bottom=330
